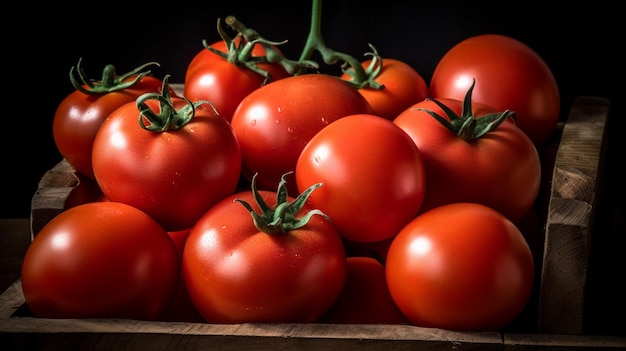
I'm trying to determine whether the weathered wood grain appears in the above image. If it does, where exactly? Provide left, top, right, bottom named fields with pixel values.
left=538, top=96, right=610, bottom=334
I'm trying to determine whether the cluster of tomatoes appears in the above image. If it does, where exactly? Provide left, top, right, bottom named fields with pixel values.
left=21, top=4, right=561, bottom=333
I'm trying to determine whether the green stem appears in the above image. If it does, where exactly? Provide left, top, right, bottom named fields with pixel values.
left=297, top=0, right=368, bottom=81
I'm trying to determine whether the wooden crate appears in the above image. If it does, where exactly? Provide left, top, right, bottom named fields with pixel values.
left=1, top=96, right=625, bottom=350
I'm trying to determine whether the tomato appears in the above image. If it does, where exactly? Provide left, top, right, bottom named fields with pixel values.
left=182, top=174, right=347, bottom=323
left=385, top=202, right=535, bottom=331
left=162, top=228, right=204, bottom=322
left=296, top=114, right=426, bottom=243
left=429, top=34, right=560, bottom=146
left=343, top=236, right=395, bottom=263
left=393, top=87, right=541, bottom=222
left=53, top=60, right=167, bottom=179
left=319, top=256, right=410, bottom=324
left=340, top=57, right=429, bottom=120
left=231, top=74, right=374, bottom=195
left=92, top=79, right=241, bottom=231
left=21, top=201, right=179, bottom=320
left=184, top=39, right=290, bottom=122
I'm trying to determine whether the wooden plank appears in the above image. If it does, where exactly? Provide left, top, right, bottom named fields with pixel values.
left=0, top=281, right=502, bottom=350
left=29, top=160, right=101, bottom=239
left=504, top=333, right=626, bottom=350
left=538, top=96, right=610, bottom=334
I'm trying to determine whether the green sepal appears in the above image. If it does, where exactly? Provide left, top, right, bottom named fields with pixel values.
left=69, top=57, right=159, bottom=95
left=235, top=172, right=331, bottom=235
left=136, top=75, right=217, bottom=132
left=416, top=79, right=517, bottom=141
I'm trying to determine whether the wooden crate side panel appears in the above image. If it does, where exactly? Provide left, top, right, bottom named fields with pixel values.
left=538, top=97, right=610, bottom=334
left=504, top=334, right=626, bottom=350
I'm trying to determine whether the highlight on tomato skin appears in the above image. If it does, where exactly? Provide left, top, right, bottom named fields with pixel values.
left=385, top=202, right=535, bottom=332
left=231, top=74, right=374, bottom=196
left=340, top=56, right=429, bottom=120
left=429, top=33, right=560, bottom=147
left=296, top=113, right=426, bottom=244
left=182, top=173, right=348, bottom=324
left=393, top=88, right=542, bottom=223
left=21, top=201, right=180, bottom=321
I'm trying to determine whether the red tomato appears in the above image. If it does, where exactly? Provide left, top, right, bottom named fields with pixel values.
left=343, top=236, right=395, bottom=263
left=386, top=202, right=535, bottom=331
left=231, top=74, right=374, bottom=195
left=184, top=39, right=290, bottom=122
left=340, top=57, right=429, bottom=120
left=21, top=202, right=179, bottom=320
left=162, top=228, right=204, bottom=323
left=429, top=34, right=560, bottom=146
left=182, top=176, right=347, bottom=323
left=296, top=114, right=426, bottom=243
left=92, top=82, right=241, bottom=231
left=319, top=256, right=411, bottom=324
left=53, top=61, right=166, bottom=179
left=393, top=93, right=541, bottom=222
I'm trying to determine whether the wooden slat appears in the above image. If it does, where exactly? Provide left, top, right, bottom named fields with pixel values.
left=538, top=96, right=610, bottom=334
left=1, top=280, right=502, bottom=350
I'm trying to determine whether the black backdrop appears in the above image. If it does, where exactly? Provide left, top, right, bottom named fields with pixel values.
left=3, top=0, right=624, bottom=336
left=4, top=0, right=621, bottom=218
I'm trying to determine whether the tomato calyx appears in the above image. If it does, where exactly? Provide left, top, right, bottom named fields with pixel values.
left=416, top=79, right=516, bottom=140
left=136, top=75, right=217, bottom=132
left=235, top=172, right=331, bottom=235
left=340, top=44, right=385, bottom=89
left=69, top=57, right=160, bottom=95
left=202, top=17, right=315, bottom=84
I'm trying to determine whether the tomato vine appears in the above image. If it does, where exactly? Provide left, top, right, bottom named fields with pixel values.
left=204, top=0, right=384, bottom=89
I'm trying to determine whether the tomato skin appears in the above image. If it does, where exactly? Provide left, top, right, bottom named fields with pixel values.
left=21, top=202, right=179, bottom=320
left=231, top=74, right=374, bottom=195
left=296, top=114, right=426, bottom=243
left=319, top=256, right=410, bottom=324
left=53, top=75, right=165, bottom=179
left=182, top=190, right=347, bottom=323
left=341, top=58, right=429, bottom=120
left=393, top=98, right=541, bottom=222
left=429, top=34, right=560, bottom=146
left=385, top=202, right=535, bottom=331
left=184, top=40, right=290, bottom=122
left=92, top=97, right=241, bottom=231
left=162, top=228, right=204, bottom=322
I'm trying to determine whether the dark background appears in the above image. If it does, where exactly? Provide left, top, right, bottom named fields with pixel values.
left=3, top=0, right=624, bottom=335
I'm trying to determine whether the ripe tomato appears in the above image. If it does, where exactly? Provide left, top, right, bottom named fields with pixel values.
left=53, top=60, right=166, bottom=179
left=343, top=236, right=395, bottom=263
left=21, top=201, right=179, bottom=320
left=386, top=202, right=535, bottom=331
left=393, top=89, right=541, bottom=222
left=92, top=80, right=241, bottom=231
left=318, top=256, right=410, bottom=324
left=162, top=228, right=204, bottom=322
left=296, top=114, right=426, bottom=243
left=429, top=34, right=560, bottom=146
left=231, top=74, right=374, bottom=195
left=340, top=57, right=429, bottom=120
left=184, top=39, right=290, bottom=122
left=182, top=175, right=347, bottom=323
